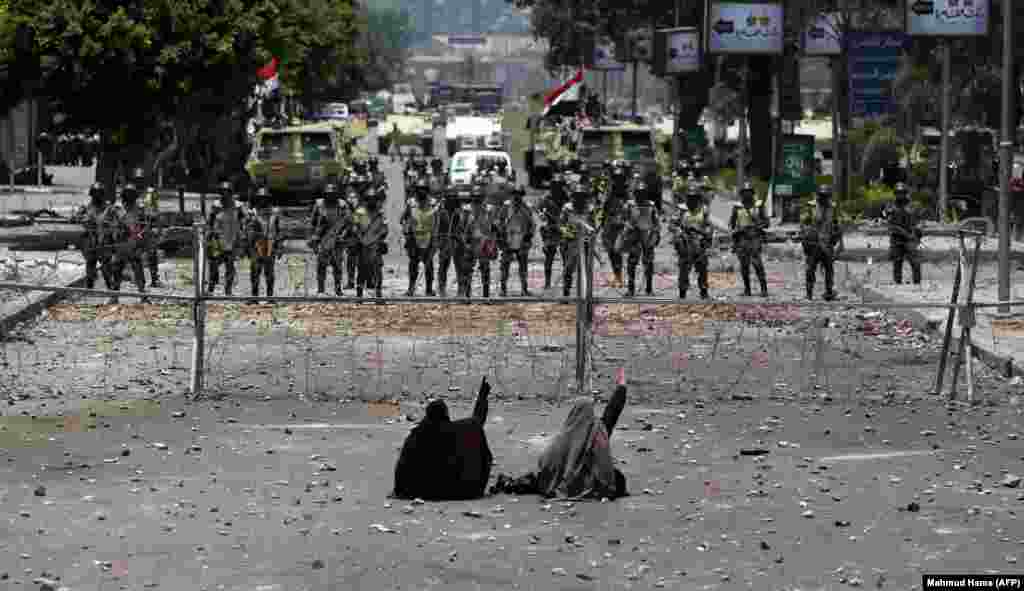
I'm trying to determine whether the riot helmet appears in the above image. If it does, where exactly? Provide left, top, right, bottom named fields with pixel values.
left=817, top=184, right=833, bottom=201
left=121, top=182, right=140, bottom=203
left=894, top=182, right=910, bottom=204
left=739, top=181, right=755, bottom=206
left=324, top=184, right=340, bottom=201
left=89, top=182, right=105, bottom=202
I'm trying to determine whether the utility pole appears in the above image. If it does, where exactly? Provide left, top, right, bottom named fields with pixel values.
left=998, top=1, right=1015, bottom=313
left=670, top=0, right=682, bottom=168
left=938, top=41, right=952, bottom=220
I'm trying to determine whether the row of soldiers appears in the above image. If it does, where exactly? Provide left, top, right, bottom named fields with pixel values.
left=42, top=133, right=101, bottom=167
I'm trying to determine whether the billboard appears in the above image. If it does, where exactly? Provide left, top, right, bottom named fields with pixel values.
left=847, top=32, right=911, bottom=119
left=906, top=0, right=989, bottom=36
left=706, top=2, right=784, bottom=55
left=653, top=28, right=701, bottom=76
left=593, top=39, right=626, bottom=70
left=803, top=12, right=842, bottom=56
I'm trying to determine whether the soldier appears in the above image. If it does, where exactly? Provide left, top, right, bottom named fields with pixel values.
left=352, top=190, right=388, bottom=299
left=887, top=182, right=922, bottom=285
left=498, top=185, right=534, bottom=297
left=435, top=189, right=466, bottom=298
left=71, top=182, right=112, bottom=290
left=559, top=183, right=598, bottom=298
left=206, top=182, right=248, bottom=296
left=620, top=183, right=661, bottom=297
left=729, top=182, right=769, bottom=297
left=670, top=187, right=712, bottom=300
left=310, top=183, right=351, bottom=295
left=671, top=160, right=690, bottom=198
left=137, top=169, right=163, bottom=288
left=246, top=187, right=283, bottom=302
left=538, top=171, right=568, bottom=290
left=344, top=186, right=362, bottom=289
left=402, top=188, right=437, bottom=296
left=459, top=186, right=499, bottom=298
left=600, top=161, right=630, bottom=287
left=801, top=184, right=841, bottom=301
left=105, top=179, right=150, bottom=303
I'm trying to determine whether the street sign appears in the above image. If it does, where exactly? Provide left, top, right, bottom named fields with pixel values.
left=848, top=31, right=910, bottom=119
left=803, top=12, right=841, bottom=56
left=448, top=35, right=487, bottom=47
left=706, top=2, right=784, bottom=55
left=906, top=0, right=989, bottom=36
left=775, top=134, right=816, bottom=197
left=653, top=28, right=701, bottom=76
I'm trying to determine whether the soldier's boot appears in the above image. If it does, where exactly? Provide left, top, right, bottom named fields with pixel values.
left=250, top=280, right=261, bottom=304
left=911, top=261, right=922, bottom=285
left=407, top=261, right=418, bottom=296
left=626, top=266, right=637, bottom=297
left=806, top=280, right=814, bottom=300
left=345, top=254, right=357, bottom=289
left=438, top=269, right=448, bottom=298
left=759, top=276, right=768, bottom=298
left=481, top=267, right=491, bottom=299
left=698, top=268, right=709, bottom=299
left=519, top=267, right=531, bottom=297
left=741, top=274, right=752, bottom=297
left=824, top=264, right=836, bottom=301
left=500, top=262, right=510, bottom=297
left=892, top=258, right=903, bottom=284
left=334, top=268, right=344, bottom=296
left=644, top=266, right=654, bottom=296
left=149, top=262, right=162, bottom=288
left=563, top=273, right=573, bottom=299
left=543, top=257, right=554, bottom=290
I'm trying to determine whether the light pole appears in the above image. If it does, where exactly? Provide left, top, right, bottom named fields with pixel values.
left=998, top=0, right=1014, bottom=313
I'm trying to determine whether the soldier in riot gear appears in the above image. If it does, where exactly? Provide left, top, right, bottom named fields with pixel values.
left=402, top=188, right=437, bottom=296
left=559, top=183, right=598, bottom=298
left=729, top=182, right=769, bottom=297
left=600, top=160, right=630, bottom=287
left=352, top=190, right=388, bottom=299
left=310, top=183, right=351, bottom=295
left=459, top=186, right=499, bottom=298
left=435, top=189, right=466, bottom=298
left=72, top=182, right=112, bottom=290
left=344, top=186, right=362, bottom=289
left=498, top=185, right=534, bottom=297
left=135, top=168, right=163, bottom=288
left=206, top=182, right=248, bottom=296
left=619, top=183, right=661, bottom=297
left=801, top=184, right=841, bottom=301
left=106, top=180, right=150, bottom=302
left=887, top=182, right=922, bottom=285
left=671, top=187, right=712, bottom=300
left=246, top=187, right=283, bottom=302
left=538, top=170, right=569, bottom=290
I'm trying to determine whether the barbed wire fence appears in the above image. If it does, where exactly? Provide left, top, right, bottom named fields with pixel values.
left=0, top=222, right=1017, bottom=413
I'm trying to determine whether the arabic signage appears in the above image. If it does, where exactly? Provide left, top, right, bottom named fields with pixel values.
left=803, top=12, right=841, bottom=56
left=660, top=28, right=701, bottom=75
left=906, top=0, right=989, bottom=36
left=706, top=2, right=784, bottom=55
left=774, top=134, right=816, bottom=196
left=593, top=39, right=626, bottom=70
left=847, top=31, right=910, bottom=119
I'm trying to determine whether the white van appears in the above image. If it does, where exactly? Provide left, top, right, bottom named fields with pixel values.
left=448, top=150, right=513, bottom=186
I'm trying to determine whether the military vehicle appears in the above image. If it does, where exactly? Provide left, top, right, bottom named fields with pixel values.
left=574, top=124, right=662, bottom=205
left=245, top=119, right=353, bottom=205
left=523, top=115, right=568, bottom=188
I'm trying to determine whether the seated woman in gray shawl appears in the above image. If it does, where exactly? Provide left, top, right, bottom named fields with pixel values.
left=492, top=384, right=628, bottom=500
left=391, top=377, right=493, bottom=501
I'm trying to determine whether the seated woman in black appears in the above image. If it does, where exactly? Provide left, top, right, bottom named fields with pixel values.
left=493, top=384, right=628, bottom=500
left=391, top=377, right=492, bottom=500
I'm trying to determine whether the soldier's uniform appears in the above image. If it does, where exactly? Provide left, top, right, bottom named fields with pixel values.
left=887, top=183, right=922, bottom=284
left=670, top=189, right=712, bottom=299
left=402, top=190, right=437, bottom=296
left=559, top=184, right=598, bottom=297
left=729, top=183, right=769, bottom=297
left=105, top=182, right=150, bottom=302
left=311, top=184, right=351, bottom=295
left=459, top=188, right=499, bottom=298
left=801, top=185, right=841, bottom=301
left=620, top=186, right=661, bottom=297
left=206, top=183, right=247, bottom=296
left=344, top=178, right=368, bottom=289
left=72, top=183, right=113, bottom=290
left=137, top=170, right=163, bottom=288
left=498, top=186, right=535, bottom=296
left=435, top=190, right=466, bottom=298
left=246, top=187, right=282, bottom=301
left=538, top=172, right=568, bottom=290
left=599, top=161, right=630, bottom=287
left=352, top=192, right=388, bottom=299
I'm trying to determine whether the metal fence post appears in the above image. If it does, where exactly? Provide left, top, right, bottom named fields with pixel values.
left=190, top=222, right=206, bottom=397
left=585, top=228, right=596, bottom=396
left=575, top=222, right=587, bottom=399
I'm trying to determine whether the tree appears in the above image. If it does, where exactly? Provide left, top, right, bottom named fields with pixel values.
left=0, top=0, right=362, bottom=190
left=356, top=5, right=415, bottom=92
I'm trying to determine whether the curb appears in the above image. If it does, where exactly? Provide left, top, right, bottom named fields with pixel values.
left=0, top=275, right=87, bottom=336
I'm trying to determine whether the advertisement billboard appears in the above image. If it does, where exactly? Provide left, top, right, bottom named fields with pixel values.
left=803, top=12, right=842, bottom=56
left=654, top=28, right=701, bottom=75
left=706, top=2, right=784, bottom=55
left=906, top=0, right=989, bottom=36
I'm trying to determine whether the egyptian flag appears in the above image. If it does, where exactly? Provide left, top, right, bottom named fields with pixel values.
left=542, top=69, right=584, bottom=117
left=257, top=57, right=281, bottom=97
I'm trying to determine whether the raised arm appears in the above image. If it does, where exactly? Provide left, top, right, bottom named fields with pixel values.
left=601, top=385, right=627, bottom=436
left=472, top=377, right=490, bottom=424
